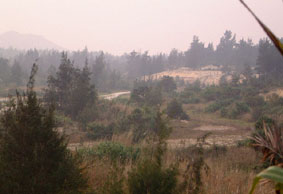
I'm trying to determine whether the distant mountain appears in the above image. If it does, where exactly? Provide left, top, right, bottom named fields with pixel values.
left=0, top=31, right=64, bottom=50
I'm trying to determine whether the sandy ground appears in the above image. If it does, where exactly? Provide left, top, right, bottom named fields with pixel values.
left=192, top=125, right=237, bottom=131
left=261, top=88, right=283, bottom=99
left=0, top=97, right=8, bottom=102
left=100, top=91, right=131, bottom=100
left=146, top=67, right=224, bottom=85
left=167, top=135, right=245, bottom=149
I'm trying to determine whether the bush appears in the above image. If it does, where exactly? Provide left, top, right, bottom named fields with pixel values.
left=228, top=102, right=250, bottom=119
left=130, top=85, right=162, bottom=106
left=0, top=65, right=88, bottom=194
left=167, top=99, right=189, bottom=120
left=54, top=112, right=74, bottom=126
left=128, top=108, right=156, bottom=143
left=180, top=96, right=200, bottom=104
left=127, top=115, right=178, bottom=194
left=251, top=107, right=264, bottom=121
left=128, top=158, right=178, bottom=194
left=220, top=107, right=228, bottom=117
left=78, top=142, right=140, bottom=164
left=244, top=95, right=265, bottom=108
left=201, top=86, right=241, bottom=102
left=158, top=76, right=177, bottom=93
left=87, top=122, right=115, bottom=140
left=205, top=99, right=233, bottom=113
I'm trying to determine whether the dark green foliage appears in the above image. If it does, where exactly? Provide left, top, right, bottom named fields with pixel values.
left=130, top=84, right=162, bottom=107
left=205, top=99, right=233, bottom=113
left=78, top=142, right=140, bottom=164
left=254, top=116, right=276, bottom=137
left=128, top=159, right=178, bottom=194
left=0, top=57, right=10, bottom=86
left=220, top=107, right=228, bottom=117
left=10, top=60, right=23, bottom=86
left=87, top=122, right=115, bottom=140
left=0, top=64, right=87, bottom=194
left=257, top=39, right=283, bottom=80
left=251, top=107, right=264, bottom=121
left=126, top=51, right=164, bottom=79
left=128, top=107, right=158, bottom=143
left=44, top=52, right=97, bottom=119
left=166, top=99, right=189, bottom=120
left=158, top=76, right=177, bottom=93
left=179, top=84, right=201, bottom=104
left=228, top=102, right=250, bottom=119
left=176, top=134, right=210, bottom=194
left=244, top=95, right=265, bottom=108
left=231, top=73, right=240, bottom=86
left=127, top=112, right=178, bottom=194
left=201, top=86, right=241, bottom=101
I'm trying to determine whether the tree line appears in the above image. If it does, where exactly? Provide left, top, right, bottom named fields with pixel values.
left=0, top=30, right=282, bottom=91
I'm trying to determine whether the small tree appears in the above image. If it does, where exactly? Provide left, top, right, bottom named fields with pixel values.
left=44, top=53, right=97, bottom=119
left=0, top=64, right=88, bottom=194
left=127, top=112, right=178, bottom=194
left=167, top=99, right=189, bottom=120
left=158, top=76, right=177, bottom=93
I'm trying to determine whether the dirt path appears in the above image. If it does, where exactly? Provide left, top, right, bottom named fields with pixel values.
left=100, top=91, right=130, bottom=100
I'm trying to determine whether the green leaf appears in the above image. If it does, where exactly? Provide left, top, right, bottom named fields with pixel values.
left=249, top=166, right=283, bottom=194
left=240, top=0, right=283, bottom=56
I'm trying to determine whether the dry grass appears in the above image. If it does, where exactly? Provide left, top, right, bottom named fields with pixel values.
left=169, top=103, right=253, bottom=144
left=83, top=144, right=272, bottom=193
left=203, top=147, right=272, bottom=194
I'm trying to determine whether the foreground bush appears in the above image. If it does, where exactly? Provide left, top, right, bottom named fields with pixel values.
left=0, top=64, right=87, bottom=194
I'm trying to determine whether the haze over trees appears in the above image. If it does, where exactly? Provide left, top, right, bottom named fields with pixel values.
left=0, top=30, right=282, bottom=94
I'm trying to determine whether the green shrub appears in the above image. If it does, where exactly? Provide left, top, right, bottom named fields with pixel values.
left=130, top=85, right=162, bottom=106
left=228, top=102, right=250, bottom=119
left=244, top=95, right=265, bottom=108
left=128, top=159, right=178, bottom=194
left=54, top=112, right=74, bottom=126
left=127, top=115, right=178, bottom=194
left=220, top=107, right=228, bottom=117
left=0, top=65, right=88, bottom=194
left=167, top=99, right=189, bottom=120
left=87, top=122, right=115, bottom=140
left=251, top=107, right=264, bottom=121
left=158, top=76, right=177, bottom=93
left=205, top=99, right=233, bottom=113
left=253, top=116, right=275, bottom=138
left=128, top=108, right=156, bottom=143
left=79, top=142, right=140, bottom=164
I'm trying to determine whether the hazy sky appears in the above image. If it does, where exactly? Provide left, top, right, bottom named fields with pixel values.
left=0, top=0, right=282, bottom=55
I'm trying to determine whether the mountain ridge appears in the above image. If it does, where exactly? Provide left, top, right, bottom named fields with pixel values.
left=0, top=31, right=64, bottom=50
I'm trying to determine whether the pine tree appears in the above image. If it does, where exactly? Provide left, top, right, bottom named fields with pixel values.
left=44, top=53, right=97, bottom=119
left=0, top=64, right=88, bottom=194
left=70, top=61, right=97, bottom=119
left=11, top=60, right=23, bottom=86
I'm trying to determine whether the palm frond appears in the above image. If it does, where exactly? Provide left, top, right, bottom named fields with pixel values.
left=251, top=124, right=283, bottom=164
left=239, top=0, right=283, bottom=56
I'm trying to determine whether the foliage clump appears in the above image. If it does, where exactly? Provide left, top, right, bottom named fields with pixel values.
left=0, top=64, right=87, bottom=194
left=127, top=112, right=179, bottom=194
left=167, top=99, right=189, bottom=120
left=44, top=52, right=97, bottom=119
